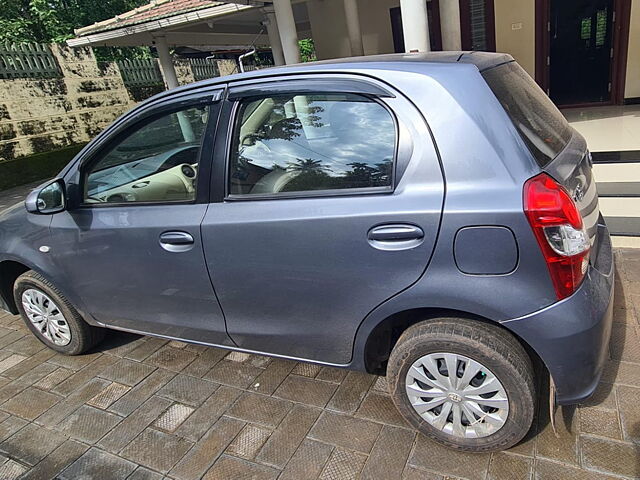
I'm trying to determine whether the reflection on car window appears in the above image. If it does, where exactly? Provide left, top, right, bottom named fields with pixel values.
left=229, top=93, right=396, bottom=195
left=84, top=106, right=209, bottom=204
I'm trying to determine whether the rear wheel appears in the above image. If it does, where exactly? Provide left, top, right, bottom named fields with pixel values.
left=387, top=317, right=535, bottom=452
left=13, top=271, right=104, bottom=355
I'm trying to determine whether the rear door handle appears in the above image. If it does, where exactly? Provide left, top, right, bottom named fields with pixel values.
left=159, top=231, right=194, bottom=252
left=368, top=224, right=424, bottom=251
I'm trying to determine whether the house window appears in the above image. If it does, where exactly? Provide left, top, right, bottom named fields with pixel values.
left=460, top=0, right=496, bottom=51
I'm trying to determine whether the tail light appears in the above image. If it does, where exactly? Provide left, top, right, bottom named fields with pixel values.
left=524, top=173, right=590, bottom=300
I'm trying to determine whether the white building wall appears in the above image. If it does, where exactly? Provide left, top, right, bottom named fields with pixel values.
left=308, top=0, right=400, bottom=59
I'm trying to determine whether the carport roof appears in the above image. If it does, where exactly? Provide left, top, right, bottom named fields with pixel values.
left=68, top=0, right=279, bottom=48
left=75, top=0, right=233, bottom=36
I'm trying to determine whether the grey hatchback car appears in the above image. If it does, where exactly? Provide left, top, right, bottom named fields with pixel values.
left=0, top=52, right=613, bottom=452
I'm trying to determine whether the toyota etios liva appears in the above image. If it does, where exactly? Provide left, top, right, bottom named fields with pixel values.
left=0, top=52, right=613, bottom=452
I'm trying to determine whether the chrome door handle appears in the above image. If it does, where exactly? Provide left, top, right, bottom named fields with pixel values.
left=159, top=231, right=194, bottom=252
left=368, top=224, right=424, bottom=251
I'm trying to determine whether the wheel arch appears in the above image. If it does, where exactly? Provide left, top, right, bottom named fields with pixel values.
left=360, top=307, right=545, bottom=378
left=0, top=260, right=31, bottom=314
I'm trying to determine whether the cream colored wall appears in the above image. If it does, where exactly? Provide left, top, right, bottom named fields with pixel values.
left=625, top=0, right=640, bottom=98
left=308, top=0, right=399, bottom=59
left=493, top=0, right=535, bottom=77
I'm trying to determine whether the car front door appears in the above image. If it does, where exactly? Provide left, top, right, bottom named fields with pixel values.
left=201, top=76, right=445, bottom=364
left=48, top=89, right=232, bottom=346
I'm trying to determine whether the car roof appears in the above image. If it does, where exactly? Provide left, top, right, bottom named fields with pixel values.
left=151, top=51, right=514, bottom=104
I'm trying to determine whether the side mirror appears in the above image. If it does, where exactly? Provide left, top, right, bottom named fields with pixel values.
left=25, top=179, right=66, bottom=214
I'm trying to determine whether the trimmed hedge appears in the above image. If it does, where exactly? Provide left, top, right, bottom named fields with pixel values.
left=0, top=143, right=86, bottom=191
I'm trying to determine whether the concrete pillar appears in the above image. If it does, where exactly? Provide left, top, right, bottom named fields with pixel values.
left=263, top=8, right=285, bottom=66
left=400, top=0, right=430, bottom=53
left=154, top=36, right=194, bottom=141
left=154, top=36, right=179, bottom=89
left=439, top=0, right=462, bottom=50
left=273, top=0, right=301, bottom=64
left=343, top=0, right=364, bottom=56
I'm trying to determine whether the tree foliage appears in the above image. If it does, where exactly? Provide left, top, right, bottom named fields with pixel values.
left=298, top=38, right=316, bottom=63
left=0, top=0, right=151, bottom=60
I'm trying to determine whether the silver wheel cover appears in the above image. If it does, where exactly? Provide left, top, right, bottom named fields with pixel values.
left=22, top=289, right=71, bottom=346
left=405, top=352, right=509, bottom=438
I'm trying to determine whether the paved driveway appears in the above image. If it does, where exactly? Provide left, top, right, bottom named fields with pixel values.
left=0, top=250, right=636, bottom=479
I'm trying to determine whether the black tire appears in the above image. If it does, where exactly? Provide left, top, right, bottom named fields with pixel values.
left=13, top=270, right=104, bottom=355
left=387, top=317, right=535, bottom=452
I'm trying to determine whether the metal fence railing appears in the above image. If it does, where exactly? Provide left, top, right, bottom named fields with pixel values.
left=0, top=43, right=62, bottom=79
left=189, top=58, right=219, bottom=82
left=117, top=58, right=164, bottom=88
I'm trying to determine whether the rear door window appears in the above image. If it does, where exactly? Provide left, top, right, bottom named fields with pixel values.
left=228, top=93, right=396, bottom=196
left=482, top=62, right=573, bottom=167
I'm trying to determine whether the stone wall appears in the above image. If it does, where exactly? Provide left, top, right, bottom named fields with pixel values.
left=0, top=46, right=237, bottom=163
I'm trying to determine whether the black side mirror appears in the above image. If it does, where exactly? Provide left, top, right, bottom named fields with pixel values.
left=25, top=179, right=66, bottom=214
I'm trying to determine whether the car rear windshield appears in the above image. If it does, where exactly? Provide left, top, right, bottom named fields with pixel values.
left=482, top=62, right=573, bottom=167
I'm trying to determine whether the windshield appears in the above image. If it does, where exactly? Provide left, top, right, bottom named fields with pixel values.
left=482, top=62, right=573, bottom=167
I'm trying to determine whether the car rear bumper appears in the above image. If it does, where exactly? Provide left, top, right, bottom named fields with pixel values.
left=502, top=221, right=614, bottom=405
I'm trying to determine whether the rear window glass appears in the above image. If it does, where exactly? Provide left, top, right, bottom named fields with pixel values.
left=482, top=62, right=572, bottom=167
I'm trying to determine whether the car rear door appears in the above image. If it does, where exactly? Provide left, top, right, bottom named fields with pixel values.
left=201, top=75, right=445, bottom=364
left=48, top=88, right=233, bottom=346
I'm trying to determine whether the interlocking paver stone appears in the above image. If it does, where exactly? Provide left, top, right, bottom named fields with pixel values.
left=170, top=416, right=243, bottom=480
left=409, top=434, right=491, bottom=480
left=361, top=425, right=415, bottom=480
left=319, top=448, right=367, bottom=480
left=59, top=447, right=137, bottom=480
left=127, top=466, right=165, bottom=480
left=533, top=458, right=620, bottom=480
left=256, top=404, right=322, bottom=468
left=52, top=354, right=118, bottom=396
left=56, top=404, right=122, bottom=443
left=309, top=411, right=382, bottom=453
left=87, top=381, right=131, bottom=409
left=99, top=358, right=156, bottom=386
left=0, top=248, right=636, bottom=479
left=108, top=368, right=175, bottom=417
left=125, top=337, right=168, bottom=362
left=122, top=428, right=193, bottom=473
left=98, top=395, right=173, bottom=453
left=274, top=375, right=338, bottom=407
left=616, top=384, right=640, bottom=442
left=173, top=385, right=242, bottom=442
left=1, top=386, right=59, bottom=420
left=34, top=367, right=74, bottom=390
left=581, top=435, right=640, bottom=478
left=225, top=424, right=271, bottom=459
left=145, top=346, right=197, bottom=372
left=487, top=452, right=532, bottom=480
left=356, top=390, right=408, bottom=427
left=327, top=371, right=375, bottom=413
left=203, top=454, right=278, bottom=480
left=227, top=391, right=292, bottom=427
left=1, top=423, right=67, bottom=465
left=252, top=358, right=296, bottom=395
left=279, top=438, right=333, bottom=480
left=0, top=459, right=28, bottom=480
left=153, top=402, right=194, bottom=432
left=19, top=439, right=88, bottom=480
left=204, top=359, right=261, bottom=388
left=37, top=377, right=110, bottom=427
left=0, top=415, right=28, bottom=442
left=157, top=373, right=218, bottom=406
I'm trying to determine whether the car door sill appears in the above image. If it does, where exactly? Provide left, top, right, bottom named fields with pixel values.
left=101, top=323, right=352, bottom=368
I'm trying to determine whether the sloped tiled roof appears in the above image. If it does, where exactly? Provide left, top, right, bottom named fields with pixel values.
left=75, top=0, right=225, bottom=36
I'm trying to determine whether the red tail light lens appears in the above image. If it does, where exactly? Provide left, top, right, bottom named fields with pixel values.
left=524, top=173, right=590, bottom=300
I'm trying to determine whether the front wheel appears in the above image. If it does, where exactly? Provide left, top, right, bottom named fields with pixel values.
left=387, top=317, right=535, bottom=452
left=13, top=271, right=104, bottom=355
